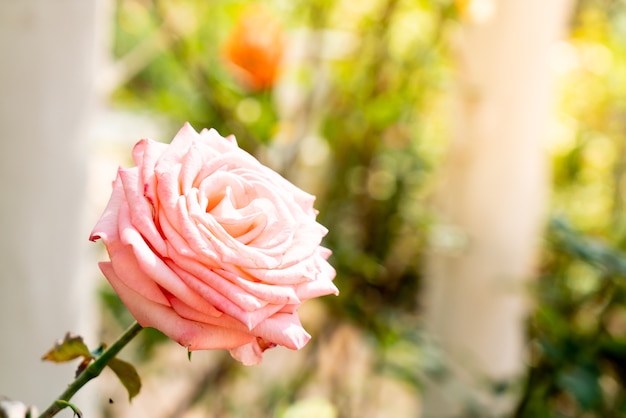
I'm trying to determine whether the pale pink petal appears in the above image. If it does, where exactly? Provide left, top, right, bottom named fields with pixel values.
left=193, top=156, right=239, bottom=189
left=252, top=312, right=311, bottom=350
left=132, top=138, right=168, bottom=209
left=105, top=243, right=170, bottom=306
left=168, top=296, right=243, bottom=330
left=179, top=141, right=206, bottom=193
left=278, top=304, right=299, bottom=314
left=193, top=207, right=285, bottom=270
left=217, top=268, right=300, bottom=305
left=118, top=167, right=167, bottom=255
left=242, top=254, right=330, bottom=285
left=169, top=258, right=268, bottom=312
left=293, top=277, right=339, bottom=301
left=101, top=262, right=254, bottom=351
left=229, top=341, right=264, bottom=366
left=154, top=162, right=185, bottom=214
left=224, top=134, right=238, bottom=145
left=158, top=198, right=216, bottom=262
left=117, top=203, right=222, bottom=318
left=89, top=173, right=125, bottom=243
left=161, top=123, right=198, bottom=160
left=200, top=127, right=239, bottom=148
left=170, top=262, right=284, bottom=329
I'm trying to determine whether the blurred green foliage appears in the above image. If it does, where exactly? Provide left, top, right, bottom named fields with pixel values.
left=551, top=0, right=626, bottom=234
left=105, top=0, right=626, bottom=416
left=514, top=0, right=626, bottom=416
left=110, top=0, right=454, bottom=337
left=514, top=219, right=626, bottom=417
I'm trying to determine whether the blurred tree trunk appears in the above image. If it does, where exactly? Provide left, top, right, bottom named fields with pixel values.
left=0, top=1, right=102, bottom=414
left=422, top=1, right=572, bottom=416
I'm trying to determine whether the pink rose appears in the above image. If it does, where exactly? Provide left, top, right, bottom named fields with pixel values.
left=90, top=123, right=338, bottom=365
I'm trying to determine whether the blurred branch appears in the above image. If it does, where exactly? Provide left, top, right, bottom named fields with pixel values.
left=99, top=0, right=194, bottom=96
left=99, top=25, right=173, bottom=96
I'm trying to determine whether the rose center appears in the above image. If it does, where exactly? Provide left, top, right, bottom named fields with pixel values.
left=206, top=186, right=268, bottom=244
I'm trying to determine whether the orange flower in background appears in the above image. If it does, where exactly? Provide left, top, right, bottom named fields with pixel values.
left=223, top=5, right=286, bottom=92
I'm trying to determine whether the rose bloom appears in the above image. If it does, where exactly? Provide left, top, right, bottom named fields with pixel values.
left=90, top=123, right=338, bottom=365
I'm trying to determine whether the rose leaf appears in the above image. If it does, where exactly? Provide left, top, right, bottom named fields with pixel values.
left=107, top=357, right=142, bottom=401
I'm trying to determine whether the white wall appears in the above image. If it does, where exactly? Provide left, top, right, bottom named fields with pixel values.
left=0, top=1, right=100, bottom=415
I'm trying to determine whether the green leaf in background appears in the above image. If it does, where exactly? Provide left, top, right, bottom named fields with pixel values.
left=557, top=366, right=602, bottom=410
left=107, top=357, right=142, bottom=401
left=41, top=333, right=93, bottom=363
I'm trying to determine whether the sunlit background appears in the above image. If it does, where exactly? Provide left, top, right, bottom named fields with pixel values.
left=4, top=0, right=626, bottom=417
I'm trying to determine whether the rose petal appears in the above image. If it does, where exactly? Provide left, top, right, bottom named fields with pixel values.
left=118, top=167, right=167, bottom=255
left=241, top=253, right=331, bottom=285
left=229, top=341, right=264, bottom=366
left=168, top=295, right=247, bottom=331
left=169, top=258, right=268, bottom=312
left=90, top=173, right=125, bottom=244
left=101, top=262, right=254, bottom=350
left=117, top=202, right=222, bottom=318
left=217, top=268, right=301, bottom=305
left=293, top=276, right=339, bottom=301
left=103, top=243, right=170, bottom=307
left=252, top=312, right=311, bottom=350
left=132, top=138, right=168, bottom=211
left=170, top=262, right=285, bottom=329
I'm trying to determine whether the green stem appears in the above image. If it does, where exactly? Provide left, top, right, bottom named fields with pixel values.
left=38, top=321, right=144, bottom=418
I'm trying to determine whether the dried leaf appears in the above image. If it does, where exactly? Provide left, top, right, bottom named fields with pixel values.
left=74, top=357, right=93, bottom=378
left=41, top=333, right=93, bottom=363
